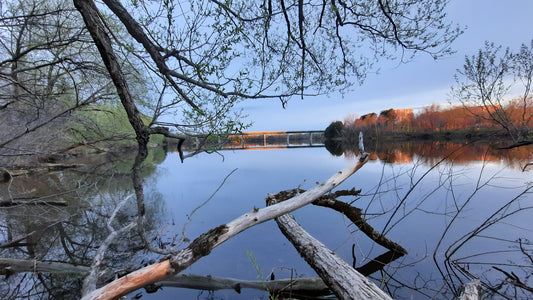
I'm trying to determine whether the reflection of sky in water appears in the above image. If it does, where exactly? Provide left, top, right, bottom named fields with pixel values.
left=147, top=147, right=532, bottom=299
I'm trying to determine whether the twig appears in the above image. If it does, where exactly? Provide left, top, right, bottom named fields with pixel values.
left=0, top=231, right=36, bottom=249
left=177, top=168, right=238, bottom=249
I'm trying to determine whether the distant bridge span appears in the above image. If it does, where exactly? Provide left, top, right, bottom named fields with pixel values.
left=225, top=130, right=325, bottom=150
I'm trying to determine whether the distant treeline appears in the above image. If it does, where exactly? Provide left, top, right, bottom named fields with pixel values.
left=343, top=101, right=533, bottom=133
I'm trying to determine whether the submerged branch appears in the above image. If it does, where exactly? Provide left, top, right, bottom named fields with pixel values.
left=0, top=259, right=332, bottom=299
left=313, top=196, right=407, bottom=255
left=271, top=188, right=407, bottom=255
left=0, top=199, right=67, bottom=206
left=0, top=231, right=36, bottom=249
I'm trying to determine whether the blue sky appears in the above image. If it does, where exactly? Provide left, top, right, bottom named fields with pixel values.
left=238, top=0, right=533, bottom=131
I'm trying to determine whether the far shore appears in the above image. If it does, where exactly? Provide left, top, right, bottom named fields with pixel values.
left=342, top=128, right=516, bottom=144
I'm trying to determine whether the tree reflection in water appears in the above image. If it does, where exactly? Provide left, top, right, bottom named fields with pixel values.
left=338, top=140, right=533, bottom=171
left=0, top=149, right=167, bottom=299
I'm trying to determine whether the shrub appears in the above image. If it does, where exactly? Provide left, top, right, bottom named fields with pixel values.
left=324, top=121, right=344, bottom=139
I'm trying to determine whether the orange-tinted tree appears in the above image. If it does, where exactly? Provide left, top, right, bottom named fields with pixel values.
left=343, top=101, right=530, bottom=134
left=378, top=109, right=397, bottom=131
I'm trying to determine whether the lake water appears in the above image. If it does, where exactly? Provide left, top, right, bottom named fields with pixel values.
left=0, top=142, right=532, bottom=299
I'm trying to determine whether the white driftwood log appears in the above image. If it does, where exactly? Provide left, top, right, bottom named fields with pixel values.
left=81, top=155, right=369, bottom=300
left=268, top=199, right=392, bottom=299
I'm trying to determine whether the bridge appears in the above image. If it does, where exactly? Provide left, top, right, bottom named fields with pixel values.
left=216, top=130, right=324, bottom=150
left=167, top=130, right=326, bottom=152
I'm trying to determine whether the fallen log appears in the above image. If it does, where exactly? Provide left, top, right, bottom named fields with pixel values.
left=1, top=163, right=85, bottom=182
left=159, top=273, right=331, bottom=298
left=266, top=196, right=393, bottom=299
left=0, top=255, right=333, bottom=297
left=0, top=186, right=85, bottom=207
left=80, top=153, right=369, bottom=300
left=0, top=199, right=68, bottom=206
left=0, top=257, right=331, bottom=298
left=0, top=258, right=90, bottom=276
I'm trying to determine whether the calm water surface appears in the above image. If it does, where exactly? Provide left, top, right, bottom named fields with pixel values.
left=148, top=144, right=532, bottom=299
left=1, top=143, right=531, bottom=299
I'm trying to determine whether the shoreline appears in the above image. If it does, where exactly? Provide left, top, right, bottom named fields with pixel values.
left=342, top=128, right=515, bottom=145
